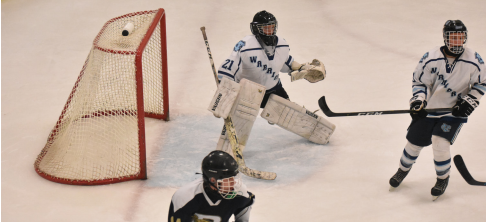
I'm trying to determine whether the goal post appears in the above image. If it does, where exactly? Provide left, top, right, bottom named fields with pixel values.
left=34, top=8, right=169, bottom=185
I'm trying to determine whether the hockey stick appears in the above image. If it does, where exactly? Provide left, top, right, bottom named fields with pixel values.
left=200, top=26, right=277, bottom=180
left=453, top=155, right=486, bottom=186
left=318, top=96, right=452, bottom=117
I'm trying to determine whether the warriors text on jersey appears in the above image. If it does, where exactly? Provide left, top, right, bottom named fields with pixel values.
left=412, top=46, right=486, bottom=120
left=168, top=178, right=255, bottom=222
left=217, top=35, right=294, bottom=90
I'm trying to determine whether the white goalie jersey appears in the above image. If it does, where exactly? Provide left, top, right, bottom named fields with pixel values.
left=217, top=35, right=294, bottom=90
left=412, top=46, right=486, bottom=119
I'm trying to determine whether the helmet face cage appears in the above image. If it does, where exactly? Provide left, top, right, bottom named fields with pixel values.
left=216, top=174, right=242, bottom=199
left=444, top=31, right=468, bottom=54
left=256, top=21, right=278, bottom=36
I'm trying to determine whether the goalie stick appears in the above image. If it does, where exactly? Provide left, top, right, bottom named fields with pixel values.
left=200, top=26, right=277, bottom=180
left=318, top=96, right=452, bottom=117
left=453, top=155, right=486, bottom=186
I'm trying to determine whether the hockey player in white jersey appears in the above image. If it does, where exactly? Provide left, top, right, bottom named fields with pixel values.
left=168, top=151, right=255, bottom=222
left=389, top=20, right=486, bottom=200
left=209, top=10, right=335, bottom=158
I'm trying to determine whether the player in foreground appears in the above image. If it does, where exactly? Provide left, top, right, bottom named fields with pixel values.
left=168, top=151, right=255, bottom=222
left=208, top=10, right=335, bottom=158
left=389, top=20, right=486, bottom=200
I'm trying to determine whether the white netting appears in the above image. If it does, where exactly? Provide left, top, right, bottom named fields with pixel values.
left=35, top=9, right=167, bottom=184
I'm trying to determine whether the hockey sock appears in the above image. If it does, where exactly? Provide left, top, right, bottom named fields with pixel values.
left=399, top=142, right=423, bottom=171
left=432, top=135, right=451, bottom=179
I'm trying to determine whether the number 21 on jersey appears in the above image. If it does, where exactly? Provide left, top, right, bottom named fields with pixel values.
left=222, top=59, right=234, bottom=71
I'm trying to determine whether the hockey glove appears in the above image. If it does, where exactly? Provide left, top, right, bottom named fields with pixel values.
left=290, top=59, right=325, bottom=83
left=452, top=94, right=479, bottom=117
left=409, top=99, right=428, bottom=120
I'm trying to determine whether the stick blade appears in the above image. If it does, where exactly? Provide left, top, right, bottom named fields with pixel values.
left=318, top=96, right=335, bottom=117
left=454, top=155, right=486, bottom=186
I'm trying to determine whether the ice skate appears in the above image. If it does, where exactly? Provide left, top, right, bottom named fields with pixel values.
left=431, top=176, right=449, bottom=201
left=389, top=168, right=411, bottom=191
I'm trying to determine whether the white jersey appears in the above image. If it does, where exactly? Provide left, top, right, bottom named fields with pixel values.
left=217, top=35, right=294, bottom=90
left=412, top=46, right=486, bottom=119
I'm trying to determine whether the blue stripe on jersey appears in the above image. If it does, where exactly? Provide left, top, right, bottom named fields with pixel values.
left=413, top=91, right=427, bottom=96
left=218, top=71, right=235, bottom=80
left=422, top=58, right=445, bottom=70
left=472, top=87, right=485, bottom=95
left=412, top=85, right=427, bottom=94
left=234, top=58, right=242, bottom=76
left=473, top=83, right=486, bottom=93
left=276, top=45, right=289, bottom=48
left=419, top=71, right=424, bottom=82
left=285, top=56, right=292, bottom=70
left=457, top=59, right=481, bottom=71
left=241, top=48, right=262, bottom=53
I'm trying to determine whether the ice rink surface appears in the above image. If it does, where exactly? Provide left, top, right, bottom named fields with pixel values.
left=2, top=0, right=486, bottom=221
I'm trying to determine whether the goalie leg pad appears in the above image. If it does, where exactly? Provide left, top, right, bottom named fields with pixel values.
left=208, top=77, right=241, bottom=119
left=260, top=94, right=336, bottom=144
left=216, top=79, right=266, bottom=156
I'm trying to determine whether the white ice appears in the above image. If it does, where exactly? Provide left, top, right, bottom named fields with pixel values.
left=2, top=0, right=486, bottom=221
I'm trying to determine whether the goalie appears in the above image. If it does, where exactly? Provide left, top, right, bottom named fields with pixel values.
left=208, top=10, right=335, bottom=157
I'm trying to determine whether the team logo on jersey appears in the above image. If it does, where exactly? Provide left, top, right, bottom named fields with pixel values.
left=234, top=40, right=246, bottom=52
left=419, top=52, right=429, bottom=63
left=441, top=123, right=451, bottom=133
left=475, top=52, right=484, bottom=64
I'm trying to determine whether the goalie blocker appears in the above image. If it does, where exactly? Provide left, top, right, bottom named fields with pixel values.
left=261, top=94, right=335, bottom=144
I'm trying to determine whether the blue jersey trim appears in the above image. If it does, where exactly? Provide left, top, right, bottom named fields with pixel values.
left=422, top=58, right=445, bottom=70
left=218, top=71, right=235, bottom=80
left=276, top=45, right=289, bottom=48
left=234, top=58, right=242, bottom=76
left=285, top=56, right=292, bottom=70
left=413, top=91, right=427, bottom=96
left=457, top=59, right=481, bottom=71
left=472, top=87, right=485, bottom=95
left=241, top=48, right=262, bottom=53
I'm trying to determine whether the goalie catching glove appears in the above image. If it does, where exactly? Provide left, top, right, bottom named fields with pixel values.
left=290, top=59, right=326, bottom=83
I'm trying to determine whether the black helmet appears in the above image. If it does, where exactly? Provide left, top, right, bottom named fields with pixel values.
left=250, top=10, right=278, bottom=46
left=443, top=20, right=468, bottom=55
left=202, top=150, right=239, bottom=184
left=201, top=151, right=241, bottom=199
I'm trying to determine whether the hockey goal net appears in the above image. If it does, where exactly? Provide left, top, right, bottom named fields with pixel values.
left=34, top=9, right=169, bottom=185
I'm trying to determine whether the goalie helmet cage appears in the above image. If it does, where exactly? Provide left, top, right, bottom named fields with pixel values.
left=34, top=8, right=169, bottom=185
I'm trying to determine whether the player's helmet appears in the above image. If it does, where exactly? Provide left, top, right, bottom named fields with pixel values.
left=443, top=20, right=468, bottom=55
left=250, top=10, right=278, bottom=46
left=201, top=150, right=242, bottom=199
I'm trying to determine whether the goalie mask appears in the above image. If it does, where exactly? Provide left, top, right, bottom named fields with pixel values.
left=250, top=10, right=278, bottom=46
left=202, top=150, right=242, bottom=199
left=443, top=20, right=468, bottom=55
